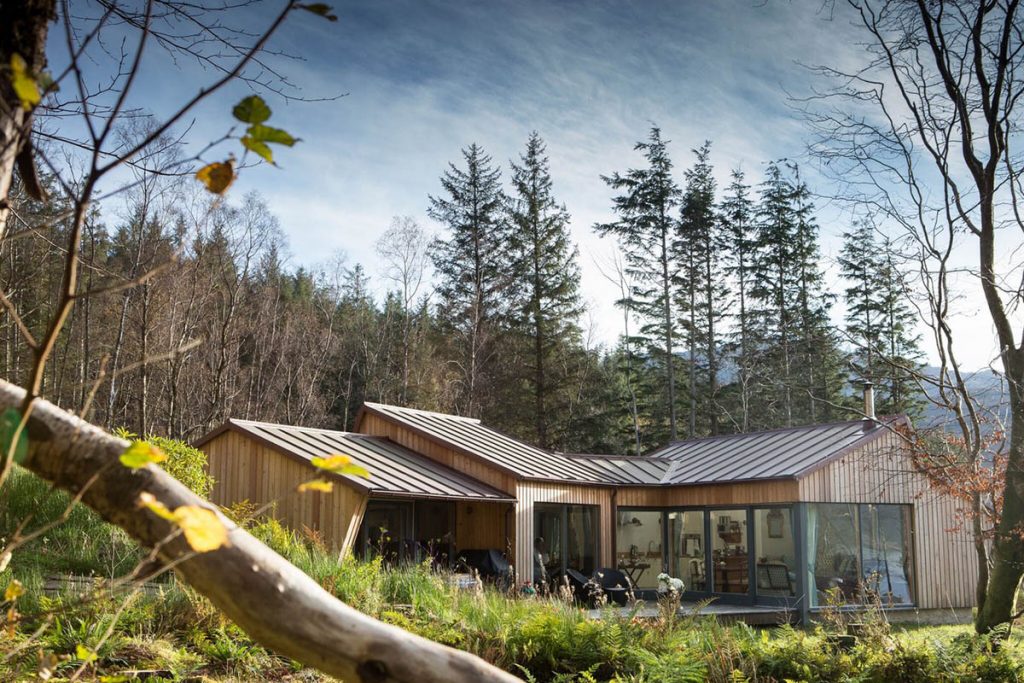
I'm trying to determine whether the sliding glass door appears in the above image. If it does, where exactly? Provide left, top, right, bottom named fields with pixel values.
left=534, top=503, right=599, bottom=583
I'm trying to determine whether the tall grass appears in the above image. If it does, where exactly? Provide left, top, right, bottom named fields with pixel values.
left=2, top=469, right=1023, bottom=682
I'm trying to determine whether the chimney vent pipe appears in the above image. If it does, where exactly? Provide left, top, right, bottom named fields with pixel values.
left=863, top=381, right=876, bottom=421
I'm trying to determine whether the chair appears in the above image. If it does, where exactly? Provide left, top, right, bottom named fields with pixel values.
left=757, top=562, right=793, bottom=593
left=592, top=567, right=633, bottom=606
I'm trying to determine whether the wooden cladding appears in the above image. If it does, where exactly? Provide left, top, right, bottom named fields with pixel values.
left=203, top=431, right=368, bottom=555
left=799, top=428, right=977, bottom=610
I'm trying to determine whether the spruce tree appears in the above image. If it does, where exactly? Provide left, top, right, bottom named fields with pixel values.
left=720, top=169, right=757, bottom=432
left=675, top=142, right=727, bottom=436
left=839, top=222, right=924, bottom=417
left=595, top=127, right=683, bottom=442
left=428, top=144, right=511, bottom=418
left=749, top=161, right=845, bottom=427
left=507, top=132, right=583, bottom=448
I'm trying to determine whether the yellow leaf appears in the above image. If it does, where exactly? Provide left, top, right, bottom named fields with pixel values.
left=9, top=54, right=40, bottom=110
left=75, top=644, right=97, bottom=663
left=195, top=160, right=235, bottom=194
left=119, top=440, right=167, bottom=469
left=297, top=478, right=333, bottom=493
left=138, top=492, right=174, bottom=521
left=3, top=579, right=23, bottom=601
left=173, top=505, right=229, bottom=553
left=311, top=453, right=369, bottom=479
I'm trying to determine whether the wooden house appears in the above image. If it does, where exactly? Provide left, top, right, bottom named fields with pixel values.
left=197, top=400, right=978, bottom=621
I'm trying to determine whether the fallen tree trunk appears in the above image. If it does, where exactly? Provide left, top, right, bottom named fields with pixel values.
left=0, top=380, right=521, bottom=683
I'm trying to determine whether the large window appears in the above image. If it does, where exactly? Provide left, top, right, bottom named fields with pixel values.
left=616, top=510, right=664, bottom=589
left=534, top=504, right=599, bottom=583
left=711, top=509, right=749, bottom=594
left=754, top=508, right=796, bottom=597
left=807, top=503, right=914, bottom=607
left=669, top=510, right=706, bottom=592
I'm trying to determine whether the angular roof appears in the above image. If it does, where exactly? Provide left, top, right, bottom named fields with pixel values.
left=357, top=403, right=624, bottom=484
left=650, top=418, right=902, bottom=485
left=196, top=419, right=515, bottom=502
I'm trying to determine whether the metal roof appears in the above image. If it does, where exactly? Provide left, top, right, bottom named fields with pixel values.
left=649, top=418, right=899, bottom=485
left=201, top=419, right=515, bottom=502
left=359, top=403, right=623, bottom=484
left=565, top=454, right=671, bottom=485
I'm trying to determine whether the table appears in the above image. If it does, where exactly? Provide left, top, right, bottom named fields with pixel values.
left=617, top=559, right=651, bottom=586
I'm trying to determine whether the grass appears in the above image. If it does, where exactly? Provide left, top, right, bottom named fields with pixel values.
left=2, top=467, right=1024, bottom=681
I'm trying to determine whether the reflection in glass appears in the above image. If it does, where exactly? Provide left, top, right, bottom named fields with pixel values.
left=807, top=503, right=861, bottom=606
left=669, top=510, right=706, bottom=592
left=533, top=505, right=563, bottom=583
left=860, top=504, right=914, bottom=605
left=754, top=508, right=795, bottom=597
left=711, top=509, right=749, bottom=594
left=567, top=505, right=598, bottom=576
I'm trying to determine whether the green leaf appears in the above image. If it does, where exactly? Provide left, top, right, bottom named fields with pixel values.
left=241, top=136, right=274, bottom=163
left=9, top=54, right=40, bottom=110
left=296, top=3, right=338, bottom=21
left=119, top=440, right=167, bottom=469
left=232, top=95, right=271, bottom=124
left=246, top=124, right=297, bottom=147
left=0, top=408, right=28, bottom=466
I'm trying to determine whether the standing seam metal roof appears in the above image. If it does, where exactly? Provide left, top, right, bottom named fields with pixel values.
left=652, top=418, right=899, bottom=485
left=207, top=419, right=515, bottom=502
left=360, top=403, right=898, bottom=487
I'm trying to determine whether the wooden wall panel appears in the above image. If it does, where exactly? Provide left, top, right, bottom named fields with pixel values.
left=358, top=413, right=516, bottom=494
left=455, top=501, right=514, bottom=553
left=203, top=431, right=368, bottom=556
left=515, top=482, right=614, bottom=582
left=798, top=429, right=978, bottom=610
left=661, top=480, right=801, bottom=507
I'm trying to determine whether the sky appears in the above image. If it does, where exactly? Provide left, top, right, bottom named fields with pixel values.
left=51, top=0, right=1011, bottom=371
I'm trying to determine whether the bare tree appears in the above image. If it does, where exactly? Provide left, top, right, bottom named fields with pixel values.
left=806, top=0, right=1024, bottom=633
left=377, top=215, right=430, bottom=404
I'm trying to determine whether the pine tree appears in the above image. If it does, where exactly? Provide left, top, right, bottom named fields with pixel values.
left=839, top=222, right=924, bottom=417
left=749, top=161, right=845, bottom=427
left=595, top=127, right=683, bottom=442
left=507, top=132, right=583, bottom=448
left=675, top=142, right=727, bottom=436
left=719, top=169, right=756, bottom=432
left=428, top=144, right=511, bottom=418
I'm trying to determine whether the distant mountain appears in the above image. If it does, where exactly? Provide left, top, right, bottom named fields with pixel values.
left=917, top=365, right=1009, bottom=432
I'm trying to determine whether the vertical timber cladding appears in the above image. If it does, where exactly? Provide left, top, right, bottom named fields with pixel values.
left=455, top=500, right=514, bottom=554
left=797, top=428, right=978, bottom=610
left=202, top=430, right=369, bottom=556
left=515, top=482, right=614, bottom=583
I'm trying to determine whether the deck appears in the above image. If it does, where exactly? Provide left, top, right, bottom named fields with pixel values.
left=588, top=601, right=798, bottom=625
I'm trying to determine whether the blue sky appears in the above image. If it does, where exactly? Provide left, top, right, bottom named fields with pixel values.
left=51, top=0, right=1005, bottom=369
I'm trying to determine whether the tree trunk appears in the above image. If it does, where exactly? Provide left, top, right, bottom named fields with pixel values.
left=1, top=381, right=520, bottom=682
left=0, top=0, right=55, bottom=233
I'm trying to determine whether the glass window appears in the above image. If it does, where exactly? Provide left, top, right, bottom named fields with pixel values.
left=807, top=503, right=915, bottom=607
left=360, top=501, right=413, bottom=564
left=568, top=506, right=598, bottom=576
left=754, top=508, right=796, bottom=597
left=861, top=504, right=914, bottom=606
left=808, top=504, right=861, bottom=606
left=534, top=504, right=599, bottom=583
left=669, top=510, right=706, bottom=592
left=533, top=505, right=563, bottom=583
left=414, top=500, right=453, bottom=567
left=616, top=510, right=663, bottom=589
left=711, top=509, right=749, bottom=594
